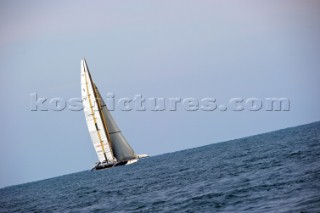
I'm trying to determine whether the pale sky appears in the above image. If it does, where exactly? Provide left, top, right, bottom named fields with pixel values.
left=0, top=0, right=320, bottom=188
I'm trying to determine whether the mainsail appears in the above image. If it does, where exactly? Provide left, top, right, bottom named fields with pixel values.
left=81, top=59, right=136, bottom=165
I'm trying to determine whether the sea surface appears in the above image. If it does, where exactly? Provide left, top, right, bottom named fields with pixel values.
left=1, top=122, right=320, bottom=212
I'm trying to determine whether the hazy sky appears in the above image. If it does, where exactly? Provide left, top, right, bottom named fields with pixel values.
left=1, top=0, right=319, bottom=188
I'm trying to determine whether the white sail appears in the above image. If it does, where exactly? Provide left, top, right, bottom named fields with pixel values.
left=81, top=59, right=116, bottom=164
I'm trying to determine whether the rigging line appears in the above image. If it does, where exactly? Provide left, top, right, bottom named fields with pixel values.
left=83, top=65, right=109, bottom=163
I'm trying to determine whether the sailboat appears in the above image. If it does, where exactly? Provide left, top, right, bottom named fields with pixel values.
left=81, top=59, right=148, bottom=170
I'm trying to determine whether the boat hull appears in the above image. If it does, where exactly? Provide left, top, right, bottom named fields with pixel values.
left=92, top=159, right=139, bottom=171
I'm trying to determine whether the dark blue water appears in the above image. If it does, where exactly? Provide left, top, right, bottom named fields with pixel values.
left=1, top=122, right=320, bottom=212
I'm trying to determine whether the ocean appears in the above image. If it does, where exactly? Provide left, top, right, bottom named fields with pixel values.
left=0, top=122, right=319, bottom=212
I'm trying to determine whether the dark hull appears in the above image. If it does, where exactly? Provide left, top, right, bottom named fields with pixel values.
left=92, top=161, right=128, bottom=171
